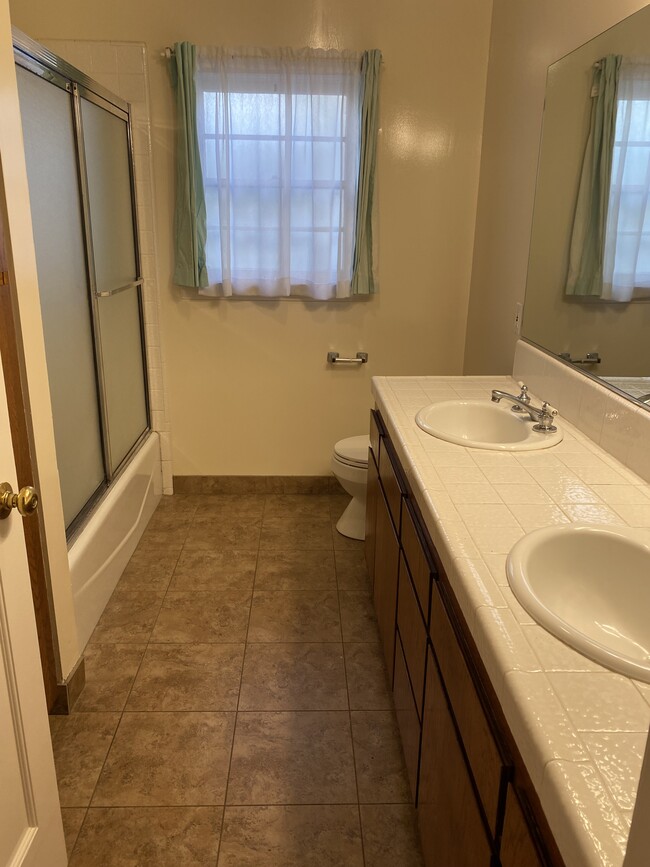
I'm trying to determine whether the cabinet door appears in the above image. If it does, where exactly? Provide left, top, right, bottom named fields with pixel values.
left=401, top=500, right=433, bottom=623
left=369, top=409, right=381, bottom=460
left=418, top=647, right=492, bottom=867
left=365, top=450, right=379, bottom=579
left=373, top=485, right=400, bottom=680
left=378, top=441, right=402, bottom=531
left=500, top=785, right=545, bottom=867
left=394, top=632, right=421, bottom=801
left=397, top=553, right=427, bottom=717
left=430, top=582, right=505, bottom=834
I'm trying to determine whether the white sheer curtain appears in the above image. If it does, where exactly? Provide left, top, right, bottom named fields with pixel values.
left=194, top=47, right=362, bottom=299
left=603, top=58, right=650, bottom=301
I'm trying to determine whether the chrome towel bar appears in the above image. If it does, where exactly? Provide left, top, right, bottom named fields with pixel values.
left=327, top=351, right=368, bottom=365
left=559, top=351, right=601, bottom=365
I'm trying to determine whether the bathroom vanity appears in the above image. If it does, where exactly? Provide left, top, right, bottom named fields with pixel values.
left=365, top=373, right=650, bottom=867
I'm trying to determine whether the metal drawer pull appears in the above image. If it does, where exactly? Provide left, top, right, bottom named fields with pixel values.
left=327, top=351, right=368, bottom=364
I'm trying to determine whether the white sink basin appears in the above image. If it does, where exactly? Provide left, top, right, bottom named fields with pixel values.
left=415, top=400, right=563, bottom=451
left=507, top=524, right=650, bottom=682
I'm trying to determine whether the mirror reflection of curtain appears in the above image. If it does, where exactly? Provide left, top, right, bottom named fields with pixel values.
left=602, top=58, right=650, bottom=301
left=565, top=55, right=621, bottom=297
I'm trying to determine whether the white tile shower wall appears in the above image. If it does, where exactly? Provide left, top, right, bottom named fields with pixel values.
left=513, top=340, right=650, bottom=484
left=42, top=39, right=173, bottom=493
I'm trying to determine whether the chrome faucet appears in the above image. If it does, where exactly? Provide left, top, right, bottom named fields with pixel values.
left=510, top=381, right=532, bottom=413
left=491, top=389, right=559, bottom=432
left=638, top=393, right=650, bottom=405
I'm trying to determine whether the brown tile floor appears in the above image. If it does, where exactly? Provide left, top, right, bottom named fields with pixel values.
left=52, top=493, right=424, bottom=866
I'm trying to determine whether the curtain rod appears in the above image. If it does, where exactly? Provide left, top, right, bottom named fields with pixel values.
left=161, top=46, right=384, bottom=63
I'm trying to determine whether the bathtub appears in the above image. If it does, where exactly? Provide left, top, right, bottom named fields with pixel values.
left=68, top=431, right=163, bottom=649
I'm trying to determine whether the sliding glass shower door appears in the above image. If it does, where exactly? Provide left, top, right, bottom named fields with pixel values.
left=15, top=36, right=149, bottom=535
left=16, top=66, right=106, bottom=528
left=80, top=95, right=148, bottom=473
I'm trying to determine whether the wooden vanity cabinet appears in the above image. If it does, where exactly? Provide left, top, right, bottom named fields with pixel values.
left=419, top=645, right=492, bottom=867
left=500, top=785, right=545, bottom=867
left=365, top=447, right=379, bottom=578
left=373, top=484, right=399, bottom=678
left=393, top=632, right=421, bottom=800
left=430, top=577, right=506, bottom=834
left=365, top=409, right=564, bottom=867
left=397, top=552, right=427, bottom=717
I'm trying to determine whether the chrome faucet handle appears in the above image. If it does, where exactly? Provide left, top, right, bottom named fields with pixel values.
left=532, top=402, right=558, bottom=433
left=511, top=381, right=531, bottom=412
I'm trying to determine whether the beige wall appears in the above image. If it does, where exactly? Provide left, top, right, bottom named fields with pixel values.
left=10, top=0, right=493, bottom=475
left=463, top=0, right=649, bottom=376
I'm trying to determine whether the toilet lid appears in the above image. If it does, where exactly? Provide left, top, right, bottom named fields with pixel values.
left=334, top=435, right=370, bottom=468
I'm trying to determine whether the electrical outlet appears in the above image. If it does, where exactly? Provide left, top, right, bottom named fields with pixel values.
left=514, top=302, right=523, bottom=335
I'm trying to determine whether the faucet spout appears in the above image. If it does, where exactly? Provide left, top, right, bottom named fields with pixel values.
left=491, top=389, right=559, bottom=432
left=491, top=390, right=533, bottom=415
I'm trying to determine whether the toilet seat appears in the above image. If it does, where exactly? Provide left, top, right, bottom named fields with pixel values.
left=334, top=435, right=369, bottom=469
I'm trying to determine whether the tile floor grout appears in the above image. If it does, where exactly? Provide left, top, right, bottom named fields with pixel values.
left=52, top=493, right=423, bottom=866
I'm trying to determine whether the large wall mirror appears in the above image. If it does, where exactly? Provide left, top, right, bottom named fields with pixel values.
left=522, top=3, right=650, bottom=408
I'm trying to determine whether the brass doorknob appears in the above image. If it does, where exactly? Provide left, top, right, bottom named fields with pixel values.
left=0, top=482, right=39, bottom=519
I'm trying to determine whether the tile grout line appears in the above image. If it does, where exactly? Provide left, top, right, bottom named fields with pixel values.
left=65, top=508, right=192, bottom=859
left=333, top=501, right=368, bottom=867
left=62, top=493, right=405, bottom=863
left=214, top=495, right=264, bottom=866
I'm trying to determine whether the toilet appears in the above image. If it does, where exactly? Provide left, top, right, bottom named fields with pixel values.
left=331, top=435, right=370, bottom=540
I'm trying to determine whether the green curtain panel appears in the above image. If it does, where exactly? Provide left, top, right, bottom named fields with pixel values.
left=351, top=49, right=382, bottom=295
left=170, top=42, right=208, bottom=288
left=565, top=54, right=621, bottom=297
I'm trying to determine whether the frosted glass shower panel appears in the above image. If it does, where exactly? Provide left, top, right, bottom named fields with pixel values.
left=16, top=66, right=106, bottom=527
left=97, top=287, right=148, bottom=471
left=80, top=97, right=137, bottom=293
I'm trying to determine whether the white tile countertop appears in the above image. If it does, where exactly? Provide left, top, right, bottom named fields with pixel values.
left=372, top=374, right=650, bottom=867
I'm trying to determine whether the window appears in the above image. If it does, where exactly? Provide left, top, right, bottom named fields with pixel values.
left=171, top=46, right=380, bottom=299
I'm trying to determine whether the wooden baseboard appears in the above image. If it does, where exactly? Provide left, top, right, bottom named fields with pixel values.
left=173, top=475, right=344, bottom=495
left=50, top=656, right=86, bottom=715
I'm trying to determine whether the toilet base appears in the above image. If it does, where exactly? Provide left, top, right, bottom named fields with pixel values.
left=336, top=496, right=366, bottom=541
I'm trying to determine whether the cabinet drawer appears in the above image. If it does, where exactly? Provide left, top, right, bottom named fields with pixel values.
left=370, top=409, right=381, bottom=460
left=430, top=582, right=506, bottom=835
left=401, top=500, right=433, bottom=622
left=500, top=785, right=545, bottom=867
left=365, top=453, right=379, bottom=579
left=419, top=646, right=492, bottom=867
left=394, top=633, right=421, bottom=802
left=378, top=441, right=403, bottom=532
left=373, top=485, right=400, bottom=679
left=397, top=553, right=427, bottom=718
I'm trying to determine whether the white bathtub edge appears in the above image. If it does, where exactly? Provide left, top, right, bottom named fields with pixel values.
left=69, top=431, right=162, bottom=649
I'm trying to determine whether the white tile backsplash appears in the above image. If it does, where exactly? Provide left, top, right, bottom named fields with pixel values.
left=514, top=340, right=650, bottom=485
